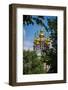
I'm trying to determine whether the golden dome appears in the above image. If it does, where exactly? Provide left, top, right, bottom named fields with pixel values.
left=40, top=38, right=45, bottom=41
left=36, top=41, right=40, bottom=45
left=39, top=31, right=44, bottom=37
left=36, top=38, right=40, bottom=41
left=34, top=38, right=40, bottom=45
left=46, top=38, right=50, bottom=42
left=45, top=38, right=50, bottom=45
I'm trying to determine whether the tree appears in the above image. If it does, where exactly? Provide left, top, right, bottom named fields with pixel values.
left=23, top=50, right=32, bottom=74
left=46, top=17, right=57, bottom=73
left=23, top=50, right=44, bottom=74
left=40, top=17, right=57, bottom=73
left=23, top=15, right=48, bottom=31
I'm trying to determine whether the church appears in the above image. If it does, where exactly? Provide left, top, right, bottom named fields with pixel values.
left=33, top=30, right=52, bottom=72
left=33, top=30, right=52, bottom=57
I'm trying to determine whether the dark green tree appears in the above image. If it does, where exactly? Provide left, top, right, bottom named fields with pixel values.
left=23, top=50, right=32, bottom=74
left=23, top=15, right=48, bottom=31
left=23, top=50, right=44, bottom=74
left=46, top=17, right=57, bottom=73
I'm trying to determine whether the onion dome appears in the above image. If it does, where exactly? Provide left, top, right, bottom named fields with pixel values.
left=39, top=31, right=44, bottom=38
left=35, top=38, right=40, bottom=45
left=45, top=38, right=50, bottom=45
left=40, top=37, right=45, bottom=41
left=35, top=41, right=40, bottom=45
left=34, top=38, right=40, bottom=45
left=36, top=38, right=40, bottom=42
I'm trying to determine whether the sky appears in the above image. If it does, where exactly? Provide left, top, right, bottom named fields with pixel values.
left=23, top=15, right=57, bottom=51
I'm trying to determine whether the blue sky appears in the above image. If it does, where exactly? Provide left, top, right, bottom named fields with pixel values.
left=23, top=15, right=57, bottom=51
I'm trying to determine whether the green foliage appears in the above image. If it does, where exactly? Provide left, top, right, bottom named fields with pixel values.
left=46, top=17, right=57, bottom=73
left=23, top=15, right=48, bottom=31
left=23, top=50, right=44, bottom=74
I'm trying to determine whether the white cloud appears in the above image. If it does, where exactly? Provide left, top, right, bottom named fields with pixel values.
left=24, top=47, right=33, bottom=51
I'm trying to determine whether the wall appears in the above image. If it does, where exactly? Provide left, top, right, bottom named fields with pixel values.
left=0, top=0, right=68, bottom=90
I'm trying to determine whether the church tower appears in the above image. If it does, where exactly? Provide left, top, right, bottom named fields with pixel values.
left=33, top=29, right=51, bottom=57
